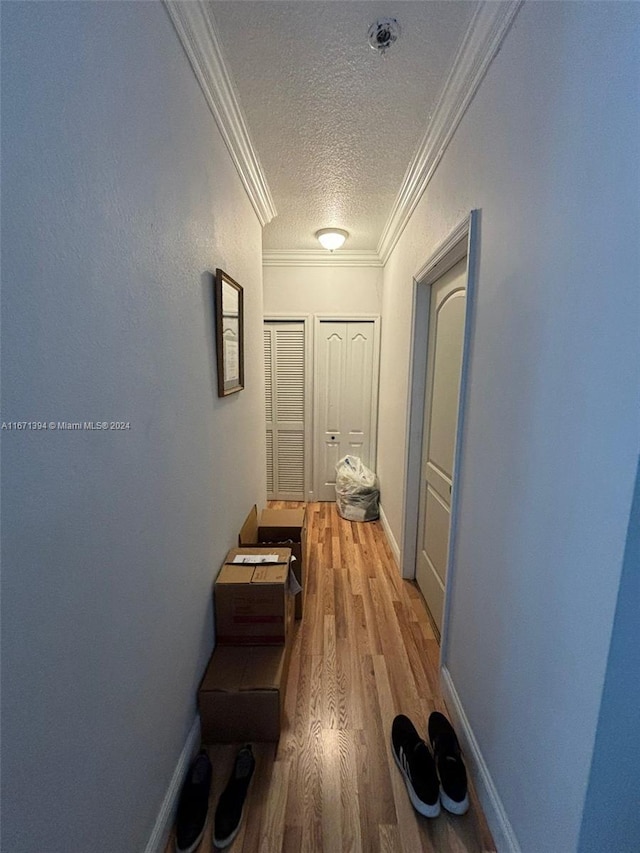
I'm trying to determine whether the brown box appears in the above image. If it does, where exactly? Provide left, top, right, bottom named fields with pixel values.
left=215, top=564, right=289, bottom=646
left=198, top=641, right=292, bottom=743
left=239, top=506, right=307, bottom=618
left=215, top=547, right=292, bottom=646
left=215, top=548, right=290, bottom=646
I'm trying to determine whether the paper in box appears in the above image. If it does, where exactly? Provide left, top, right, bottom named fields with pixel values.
left=215, top=547, right=292, bottom=646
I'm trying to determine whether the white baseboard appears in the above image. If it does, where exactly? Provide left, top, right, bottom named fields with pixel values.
left=144, top=714, right=201, bottom=853
left=378, top=504, right=401, bottom=567
left=440, top=666, right=521, bottom=853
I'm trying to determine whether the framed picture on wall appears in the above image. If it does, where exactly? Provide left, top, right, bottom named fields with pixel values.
left=215, top=268, right=244, bottom=397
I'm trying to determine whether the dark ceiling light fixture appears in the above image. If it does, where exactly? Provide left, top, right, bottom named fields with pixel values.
left=368, top=17, right=401, bottom=56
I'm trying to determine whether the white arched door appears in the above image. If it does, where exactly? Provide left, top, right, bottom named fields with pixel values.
left=416, top=258, right=467, bottom=632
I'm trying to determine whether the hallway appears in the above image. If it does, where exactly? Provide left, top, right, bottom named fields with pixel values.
left=167, top=502, right=494, bottom=852
left=3, top=3, right=638, bottom=849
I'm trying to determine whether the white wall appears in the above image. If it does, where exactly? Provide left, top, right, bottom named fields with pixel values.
left=377, top=3, right=640, bottom=851
left=578, top=457, right=640, bottom=853
left=1, top=3, right=265, bottom=851
left=263, top=264, right=382, bottom=316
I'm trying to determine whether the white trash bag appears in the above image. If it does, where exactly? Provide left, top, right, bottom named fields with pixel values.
left=335, top=455, right=380, bottom=522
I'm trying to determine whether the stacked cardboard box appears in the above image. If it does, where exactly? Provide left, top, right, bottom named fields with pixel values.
left=239, top=505, right=307, bottom=618
left=215, top=547, right=292, bottom=646
left=199, top=545, right=294, bottom=743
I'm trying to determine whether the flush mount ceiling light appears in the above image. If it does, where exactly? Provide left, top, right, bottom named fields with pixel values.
left=368, top=17, right=401, bottom=56
left=316, top=228, right=349, bottom=252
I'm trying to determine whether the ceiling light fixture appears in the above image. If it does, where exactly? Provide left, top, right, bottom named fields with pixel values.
left=316, top=228, right=349, bottom=252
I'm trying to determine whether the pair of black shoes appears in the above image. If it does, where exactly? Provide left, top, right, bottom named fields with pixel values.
left=391, top=712, right=469, bottom=818
left=175, top=745, right=255, bottom=852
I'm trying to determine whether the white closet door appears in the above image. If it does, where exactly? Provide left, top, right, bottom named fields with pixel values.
left=344, top=324, right=375, bottom=460
left=264, top=322, right=305, bottom=500
left=315, top=321, right=377, bottom=501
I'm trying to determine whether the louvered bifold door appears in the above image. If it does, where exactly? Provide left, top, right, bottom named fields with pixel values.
left=264, top=322, right=305, bottom=500
left=264, top=327, right=276, bottom=497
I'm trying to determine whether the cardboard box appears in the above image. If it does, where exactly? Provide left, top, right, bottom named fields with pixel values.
left=239, top=506, right=307, bottom=618
left=198, top=642, right=292, bottom=743
left=215, top=547, right=292, bottom=646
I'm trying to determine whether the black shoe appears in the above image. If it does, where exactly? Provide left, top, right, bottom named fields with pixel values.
left=428, top=711, right=469, bottom=815
left=175, top=750, right=212, bottom=853
left=213, top=745, right=256, bottom=849
left=391, top=715, right=440, bottom=818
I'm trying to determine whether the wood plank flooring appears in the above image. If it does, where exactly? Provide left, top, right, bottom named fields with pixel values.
left=165, top=502, right=495, bottom=852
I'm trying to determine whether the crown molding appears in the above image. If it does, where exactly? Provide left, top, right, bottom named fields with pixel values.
left=377, top=0, right=523, bottom=264
left=263, top=250, right=383, bottom=268
left=163, top=0, right=277, bottom=226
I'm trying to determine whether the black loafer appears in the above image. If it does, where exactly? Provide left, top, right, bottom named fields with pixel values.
left=428, top=711, right=469, bottom=815
left=213, top=745, right=256, bottom=849
left=175, top=749, right=212, bottom=853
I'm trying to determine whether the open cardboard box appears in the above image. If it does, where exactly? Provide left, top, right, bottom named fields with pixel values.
left=215, top=547, right=292, bottom=646
left=239, top=505, right=306, bottom=618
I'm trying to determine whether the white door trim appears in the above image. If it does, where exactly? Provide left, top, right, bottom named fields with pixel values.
left=401, top=211, right=480, bottom=657
left=313, top=315, right=381, bottom=501
left=264, top=314, right=313, bottom=501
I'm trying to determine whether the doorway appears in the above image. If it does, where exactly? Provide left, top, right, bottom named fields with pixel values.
left=402, top=212, right=479, bottom=644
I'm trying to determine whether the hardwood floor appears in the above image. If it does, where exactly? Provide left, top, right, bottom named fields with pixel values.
left=166, top=502, right=495, bottom=852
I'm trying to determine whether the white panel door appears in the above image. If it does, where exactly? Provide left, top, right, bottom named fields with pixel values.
left=416, top=258, right=467, bottom=633
left=315, top=321, right=376, bottom=501
left=264, top=322, right=305, bottom=500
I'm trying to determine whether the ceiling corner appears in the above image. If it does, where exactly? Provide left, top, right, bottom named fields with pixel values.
left=163, top=0, right=277, bottom=226
left=377, top=0, right=523, bottom=264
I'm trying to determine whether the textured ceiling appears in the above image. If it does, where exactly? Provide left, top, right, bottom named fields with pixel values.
left=210, top=1, right=477, bottom=252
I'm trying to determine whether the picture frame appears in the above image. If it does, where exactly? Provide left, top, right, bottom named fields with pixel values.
left=214, top=268, right=244, bottom=397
